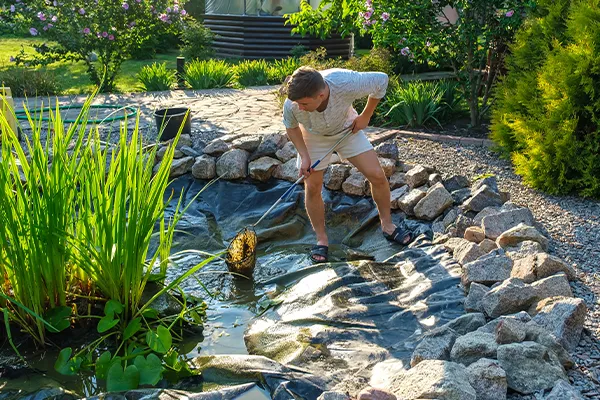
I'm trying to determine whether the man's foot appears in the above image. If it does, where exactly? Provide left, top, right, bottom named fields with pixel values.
left=383, top=223, right=413, bottom=245
left=310, top=245, right=329, bottom=263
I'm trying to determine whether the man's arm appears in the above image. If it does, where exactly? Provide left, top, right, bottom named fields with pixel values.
left=349, top=71, right=389, bottom=133
left=352, top=96, right=381, bottom=133
left=286, top=127, right=312, bottom=177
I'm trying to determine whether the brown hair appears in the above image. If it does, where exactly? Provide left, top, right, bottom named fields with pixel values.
left=284, top=66, right=326, bottom=101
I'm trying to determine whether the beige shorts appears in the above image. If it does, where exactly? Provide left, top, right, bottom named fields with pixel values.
left=296, top=129, right=373, bottom=172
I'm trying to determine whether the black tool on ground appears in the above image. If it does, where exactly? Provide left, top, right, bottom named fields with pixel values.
left=225, top=129, right=354, bottom=278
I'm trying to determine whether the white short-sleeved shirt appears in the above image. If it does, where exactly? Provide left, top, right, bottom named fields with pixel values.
left=282, top=68, right=389, bottom=136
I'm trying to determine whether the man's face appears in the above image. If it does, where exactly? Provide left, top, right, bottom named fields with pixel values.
left=294, top=89, right=326, bottom=112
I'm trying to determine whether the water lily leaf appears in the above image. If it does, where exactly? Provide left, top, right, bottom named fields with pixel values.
left=98, top=315, right=119, bottom=333
left=145, top=325, right=172, bottom=354
left=142, top=308, right=158, bottom=319
left=54, top=347, right=83, bottom=376
left=123, top=318, right=141, bottom=340
left=45, top=306, right=71, bottom=333
left=134, top=354, right=163, bottom=386
left=104, top=300, right=124, bottom=317
left=106, top=363, right=140, bottom=392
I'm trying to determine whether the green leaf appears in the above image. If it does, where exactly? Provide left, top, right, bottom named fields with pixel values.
left=134, top=354, right=163, bottom=386
left=123, top=318, right=141, bottom=340
left=145, top=325, right=172, bottom=354
left=163, top=351, right=181, bottom=371
left=104, top=300, right=124, bottom=317
left=54, top=347, right=83, bottom=376
left=141, top=308, right=158, bottom=319
left=98, top=315, right=119, bottom=333
left=45, top=306, right=71, bottom=333
left=95, top=351, right=113, bottom=380
left=106, top=363, right=140, bottom=392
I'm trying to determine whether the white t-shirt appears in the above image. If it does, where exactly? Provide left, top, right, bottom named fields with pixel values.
left=282, top=68, right=389, bottom=136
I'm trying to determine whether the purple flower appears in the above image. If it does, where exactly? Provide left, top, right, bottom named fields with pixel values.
left=505, top=10, right=514, bottom=17
left=43, top=25, right=48, bottom=31
left=10, top=5, right=15, bottom=12
left=102, top=31, right=108, bottom=37
left=159, top=13, right=168, bottom=22
left=180, top=9, right=187, bottom=15
left=364, top=11, right=372, bottom=19
left=97, top=32, right=101, bottom=38
left=108, top=34, right=114, bottom=40
left=83, top=27, right=90, bottom=34
left=400, top=46, right=410, bottom=56
left=426, top=41, right=431, bottom=47
left=29, top=27, right=38, bottom=35
left=166, top=6, right=171, bottom=12
left=53, top=0, right=57, bottom=5
left=122, top=3, right=129, bottom=10
left=79, top=8, right=85, bottom=15
left=47, top=23, right=53, bottom=28
left=381, top=12, right=390, bottom=21
left=52, top=15, right=58, bottom=22
left=136, top=0, right=141, bottom=2
left=365, top=0, right=372, bottom=5
left=9, top=56, right=15, bottom=62
left=37, top=12, right=46, bottom=21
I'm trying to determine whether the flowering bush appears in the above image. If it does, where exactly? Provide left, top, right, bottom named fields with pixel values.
left=287, top=0, right=534, bottom=126
left=5, top=0, right=188, bottom=92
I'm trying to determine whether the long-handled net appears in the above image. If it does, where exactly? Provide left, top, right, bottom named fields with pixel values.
left=225, top=129, right=353, bottom=278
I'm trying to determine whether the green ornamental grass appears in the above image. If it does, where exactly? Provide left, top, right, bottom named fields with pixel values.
left=236, top=59, right=270, bottom=87
left=137, top=62, right=176, bottom=92
left=184, top=59, right=235, bottom=90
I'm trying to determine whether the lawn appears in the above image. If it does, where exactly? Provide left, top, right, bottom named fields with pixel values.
left=0, top=36, right=179, bottom=94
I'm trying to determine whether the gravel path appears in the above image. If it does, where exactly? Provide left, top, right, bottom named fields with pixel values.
left=394, top=137, right=600, bottom=399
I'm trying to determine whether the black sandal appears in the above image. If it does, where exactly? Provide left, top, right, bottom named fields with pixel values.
left=310, top=245, right=329, bottom=263
left=384, top=224, right=414, bottom=245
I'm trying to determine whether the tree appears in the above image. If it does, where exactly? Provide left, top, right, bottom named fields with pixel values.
left=287, top=0, right=533, bottom=127
left=5, top=0, right=188, bottom=92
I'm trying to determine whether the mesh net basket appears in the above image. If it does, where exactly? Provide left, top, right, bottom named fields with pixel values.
left=225, top=227, right=257, bottom=278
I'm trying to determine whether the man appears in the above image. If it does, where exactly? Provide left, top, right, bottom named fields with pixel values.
left=282, top=66, right=414, bottom=263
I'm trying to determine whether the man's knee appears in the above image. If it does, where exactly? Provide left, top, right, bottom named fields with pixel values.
left=367, top=168, right=388, bottom=187
left=305, top=175, right=323, bottom=197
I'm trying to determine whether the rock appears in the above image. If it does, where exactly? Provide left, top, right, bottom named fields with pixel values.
left=141, top=283, right=183, bottom=317
left=544, top=380, right=584, bottom=400
left=495, top=318, right=527, bottom=344
left=248, top=156, right=281, bottom=182
left=477, top=312, right=532, bottom=334
left=464, top=226, right=485, bottom=243
left=428, top=173, right=443, bottom=186
left=250, top=133, right=287, bottom=161
left=275, top=141, right=297, bottom=162
left=411, top=326, right=458, bottom=367
left=462, top=254, right=513, bottom=288
left=324, top=164, right=352, bottom=190
left=156, top=146, right=168, bottom=162
left=192, top=155, right=216, bottom=179
left=385, top=360, right=476, bottom=400
left=482, top=208, right=534, bottom=240
left=479, top=239, right=497, bottom=254
left=379, top=158, right=396, bottom=178
left=531, top=273, right=573, bottom=300
left=390, top=185, right=409, bottom=209
left=523, top=321, right=574, bottom=368
left=473, top=206, right=501, bottom=225
left=405, top=165, right=429, bottom=188
left=169, top=156, right=194, bottom=178
left=179, top=145, right=200, bottom=158
left=496, top=224, right=549, bottom=251
left=389, top=172, right=406, bottom=189
left=452, top=188, right=472, bottom=204
left=450, top=331, right=498, bottom=366
left=465, top=283, right=490, bottom=313
left=531, top=297, right=586, bottom=351
left=414, top=183, right=453, bottom=220
left=466, top=358, right=507, bottom=400
left=496, top=341, right=567, bottom=394
left=454, top=240, right=485, bottom=265
left=455, top=214, right=474, bottom=238
left=272, top=158, right=299, bottom=182
left=357, top=387, right=397, bottom=400
left=463, top=185, right=503, bottom=212
left=216, top=149, right=249, bottom=179
left=369, top=359, right=407, bottom=390
left=232, top=135, right=262, bottom=152
left=374, top=142, right=399, bottom=160
left=444, top=175, right=470, bottom=192
left=444, top=237, right=469, bottom=253
left=472, top=175, right=499, bottom=193
left=443, top=313, right=487, bottom=335
left=342, top=172, right=368, bottom=196
left=442, top=208, right=459, bottom=229
left=511, top=253, right=576, bottom=283
left=397, top=188, right=427, bottom=215
left=203, top=138, right=229, bottom=156
left=504, top=240, right=544, bottom=261
left=317, top=391, right=350, bottom=400
left=481, top=278, right=537, bottom=318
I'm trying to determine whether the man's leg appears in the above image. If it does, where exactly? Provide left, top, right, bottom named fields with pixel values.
left=348, top=149, right=410, bottom=243
left=304, top=169, right=328, bottom=261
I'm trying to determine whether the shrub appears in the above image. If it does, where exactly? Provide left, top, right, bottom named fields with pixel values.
left=268, top=58, right=301, bottom=85
left=235, top=60, right=270, bottom=87
left=137, top=62, right=176, bottom=91
left=184, top=59, right=235, bottom=89
left=491, top=0, right=600, bottom=197
left=290, top=44, right=309, bottom=58
left=180, top=20, right=214, bottom=61
left=298, top=47, right=345, bottom=71
left=0, top=67, right=62, bottom=97
left=345, top=47, right=393, bottom=76
left=383, top=80, right=444, bottom=128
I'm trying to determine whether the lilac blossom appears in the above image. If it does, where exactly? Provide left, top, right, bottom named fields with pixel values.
left=159, top=13, right=169, bottom=22
left=181, top=9, right=187, bottom=15
left=37, top=12, right=46, bottom=21
left=10, top=5, right=15, bottom=12
left=29, top=27, right=38, bottom=35
left=400, top=46, right=410, bottom=56
left=122, top=3, right=129, bottom=10
left=108, top=34, right=114, bottom=40
left=382, top=12, right=390, bottom=21
left=83, top=27, right=91, bottom=34
left=102, top=31, right=108, bottom=37
left=505, top=10, right=514, bottom=17
left=79, top=8, right=85, bottom=15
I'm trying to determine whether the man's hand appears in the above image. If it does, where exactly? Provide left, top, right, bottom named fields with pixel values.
left=299, top=156, right=312, bottom=178
left=351, top=113, right=371, bottom=133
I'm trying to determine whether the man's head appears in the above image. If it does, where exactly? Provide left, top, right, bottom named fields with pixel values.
left=286, top=66, right=327, bottom=112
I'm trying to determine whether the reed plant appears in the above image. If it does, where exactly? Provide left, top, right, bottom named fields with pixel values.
left=184, top=59, right=235, bottom=90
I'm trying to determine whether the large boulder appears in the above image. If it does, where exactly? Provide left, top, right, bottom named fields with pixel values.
left=379, top=158, right=396, bottom=177
left=450, top=331, right=498, bottom=366
left=324, top=164, right=352, bottom=190
left=444, top=313, right=487, bottom=335
left=389, top=172, right=406, bottom=189
left=545, top=380, right=585, bottom=400
left=250, top=133, right=287, bottom=161
left=531, top=273, right=573, bottom=300
left=511, top=253, right=576, bottom=283
left=272, top=158, right=299, bottom=182
left=414, top=183, right=453, bottom=220
left=453, top=240, right=485, bottom=265
left=531, top=296, right=587, bottom=351
left=397, top=188, right=427, bottom=215
left=466, top=358, right=507, bottom=400
left=462, top=254, right=513, bottom=288
left=248, top=156, right=281, bottom=182
left=462, top=185, right=503, bottom=212
left=405, top=165, right=429, bottom=189
left=168, top=156, right=195, bottom=178
left=482, top=207, right=534, bottom=240
left=374, top=142, right=399, bottom=160
left=232, top=135, right=262, bottom=152
left=481, top=278, right=537, bottom=318
left=192, top=154, right=216, bottom=179
left=275, top=141, right=298, bottom=162
left=342, top=172, right=368, bottom=196
left=496, top=341, right=567, bottom=394
left=390, top=186, right=409, bottom=209
left=504, top=240, right=544, bottom=261
left=203, top=138, right=230, bottom=156
left=444, top=175, right=470, bottom=193
left=496, top=224, right=549, bottom=251
left=465, top=283, right=490, bottom=313
left=216, top=149, right=249, bottom=179
left=472, top=175, right=499, bottom=192
left=411, top=326, right=458, bottom=367
left=357, top=387, right=397, bottom=400
left=464, top=226, right=485, bottom=243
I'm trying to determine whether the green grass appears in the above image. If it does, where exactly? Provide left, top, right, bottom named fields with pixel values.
left=0, top=36, right=178, bottom=94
